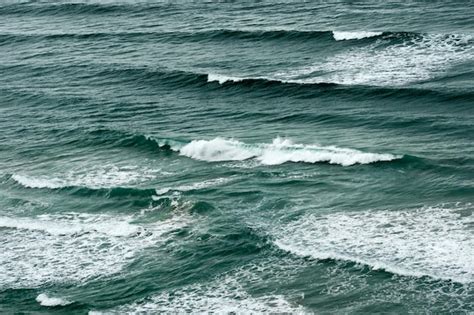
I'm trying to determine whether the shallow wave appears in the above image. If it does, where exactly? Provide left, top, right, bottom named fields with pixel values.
left=156, top=137, right=400, bottom=166
left=0, top=212, right=190, bottom=289
left=273, top=203, right=474, bottom=283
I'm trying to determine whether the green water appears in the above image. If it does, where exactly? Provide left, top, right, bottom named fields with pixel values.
left=0, top=1, right=473, bottom=313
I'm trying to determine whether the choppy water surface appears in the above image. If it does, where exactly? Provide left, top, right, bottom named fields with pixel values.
left=0, top=1, right=473, bottom=314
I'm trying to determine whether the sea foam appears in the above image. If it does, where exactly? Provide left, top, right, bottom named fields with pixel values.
left=282, top=33, right=474, bottom=86
left=0, top=212, right=190, bottom=289
left=273, top=204, right=474, bottom=283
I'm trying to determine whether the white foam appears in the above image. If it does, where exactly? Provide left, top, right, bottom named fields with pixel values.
left=12, top=165, right=162, bottom=190
left=273, top=204, right=474, bottom=283
left=178, top=137, right=399, bottom=166
left=282, top=33, right=473, bottom=86
left=208, top=73, right=244, bottom=84
left=332, top=31, right=383, bottom=41
left=0, top=212, right=190, bottom=289
left=36, top=293, right=71, bottom=307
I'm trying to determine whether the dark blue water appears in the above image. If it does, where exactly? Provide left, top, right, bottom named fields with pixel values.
left=0, top=1, right=473, bottom=313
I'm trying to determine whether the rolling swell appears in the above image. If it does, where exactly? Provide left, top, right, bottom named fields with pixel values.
left=93, top=67, right=474, bottom=102
left=1, top=29, right=462, bottom=45
left=85, top=66, right=474, bottom=103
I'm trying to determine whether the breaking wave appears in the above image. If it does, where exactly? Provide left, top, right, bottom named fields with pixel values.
left=155, top=137, right=401, bottom=166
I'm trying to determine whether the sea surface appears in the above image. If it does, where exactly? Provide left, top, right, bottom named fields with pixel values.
left=0, top=1, right=473, bottom=314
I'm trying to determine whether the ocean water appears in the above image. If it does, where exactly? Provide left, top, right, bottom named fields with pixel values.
left=0, top=1, right=473, bottom=314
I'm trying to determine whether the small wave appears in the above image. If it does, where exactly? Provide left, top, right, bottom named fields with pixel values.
left=332, top=31, right=383, bottom=41
left=36, top=293, right=71, bottom=307
left=174, top=137, right=400, bottom=166
left=273, top=203, right=474, bottom=283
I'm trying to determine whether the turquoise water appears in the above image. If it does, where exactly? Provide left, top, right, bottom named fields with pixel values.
left=0, top=1, right=473, bottom=313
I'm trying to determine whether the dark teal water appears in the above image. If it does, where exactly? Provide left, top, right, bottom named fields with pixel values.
left=1, top=1, right=473, bottom=314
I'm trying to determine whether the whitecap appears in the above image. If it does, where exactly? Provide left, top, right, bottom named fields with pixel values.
left=207, top=73, right=244, bottom=84
left=332, top=31, right=383, bottom=41
left=179, top=138, right=255, bottom=162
